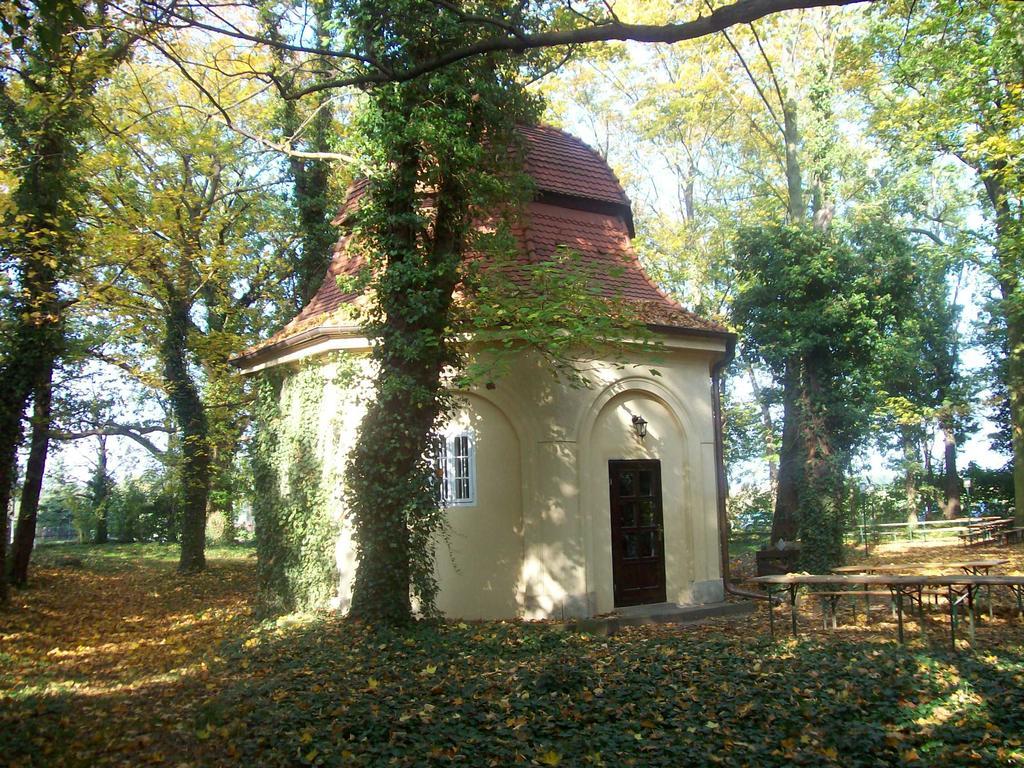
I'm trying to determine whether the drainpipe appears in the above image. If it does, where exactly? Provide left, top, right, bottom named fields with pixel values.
left=711, top=338, right=769, bottom=602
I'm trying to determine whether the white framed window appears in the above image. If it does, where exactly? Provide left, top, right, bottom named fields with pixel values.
left=438, top=431, right=476, bottom=507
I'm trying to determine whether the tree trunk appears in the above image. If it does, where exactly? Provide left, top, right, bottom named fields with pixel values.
left=91, top=434, right=110, bottom=544
left=273, top=4, right=337, bottom=309
left=769, top=97, right=806, bottom=545
left=901, top=427, right=919, bottom=527
left=0, top=376, right=30, bottom=605
left=940, top=415, right=961, bottom=519
left=796, top=362, right=845, bottom=571
left=0, top=488, right=7, bottom=604
left=10, top=367, right=54, bottom=585
left=771, top=358, right=801, bottom=544
left=162, top=300, right=210, bottom=574
left=1005, top=299, right=1024, bottom=525
left=0, top=319, right=57, bottom=603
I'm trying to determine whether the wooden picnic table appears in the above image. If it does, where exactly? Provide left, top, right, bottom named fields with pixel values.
left=748, top=573, right=1024, bottom=647
left=831, top=561, right=1007, bottom=622
left=831, top=559, right=1008, bottom=575
left=960, top=517, right=1015, bottom=546
left=830, top=561, right=1010, bottom=621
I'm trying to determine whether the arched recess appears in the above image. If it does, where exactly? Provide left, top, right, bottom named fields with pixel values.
left=577, top=376, right=704, bottom=614
left=433, top=391, right=525, bottom=619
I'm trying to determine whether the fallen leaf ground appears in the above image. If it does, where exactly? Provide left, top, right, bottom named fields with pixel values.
left=2, top=540, right=1023, bottom=767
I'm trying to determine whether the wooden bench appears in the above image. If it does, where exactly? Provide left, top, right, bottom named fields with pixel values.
left=999, top=527, right=1024, bottom=545
left=810, top=590, right=893, bottom=629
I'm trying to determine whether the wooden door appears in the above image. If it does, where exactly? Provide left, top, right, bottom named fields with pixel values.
left=609, top=460, right=666, bottom=607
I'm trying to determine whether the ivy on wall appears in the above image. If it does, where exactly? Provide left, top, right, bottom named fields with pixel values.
left=251, top=360, right=352, bottom=614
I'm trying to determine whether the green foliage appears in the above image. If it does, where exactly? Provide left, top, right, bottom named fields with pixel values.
left=35, top=467, right=90, bottom=543
left=250, top=364, right=342, bottom=615
left=962, top=462, right=1015, bottom=518
left=39, top=466, right=184, bottom=545
left=460, top=246, right=656, bottom=388
left=110, top=471, right=183, bottom=544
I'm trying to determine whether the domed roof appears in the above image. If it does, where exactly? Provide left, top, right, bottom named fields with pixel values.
left=234, top=125, right=726, bottom=366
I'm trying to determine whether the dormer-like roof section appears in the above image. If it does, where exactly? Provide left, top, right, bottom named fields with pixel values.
left=519, top=124, right=630, bottom=207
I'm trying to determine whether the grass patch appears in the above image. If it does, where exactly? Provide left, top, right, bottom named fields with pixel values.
left=31, top=541, right=254, bottom=571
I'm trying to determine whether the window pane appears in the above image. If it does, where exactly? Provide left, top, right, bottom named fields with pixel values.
left=438, top=432, right=475, bottom=505
left=619, top=502, right=637, bottom=528
left=618, top=471, right=635, bottom=497
left=638, top=470, right=653, bottom=497
left=642, top=531, right=657, bottom=558
left=638, top=500, right=655, bottom=527
left=623, top=533, right=639, bottom=560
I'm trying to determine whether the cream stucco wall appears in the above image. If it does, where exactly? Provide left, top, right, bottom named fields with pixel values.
left=256, top=334, right=727, bottom=619
left=433, top=396, right=524, bottom=619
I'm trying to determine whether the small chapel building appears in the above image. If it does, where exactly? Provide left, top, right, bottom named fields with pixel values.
left=233, top=125, right=734, bottom=620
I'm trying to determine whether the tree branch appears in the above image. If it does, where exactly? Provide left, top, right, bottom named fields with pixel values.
left=143, top=0, right=871, bottom=99
left=907, top=227, right=946, bottom=246
left=50, top=424, right=169, bottom=458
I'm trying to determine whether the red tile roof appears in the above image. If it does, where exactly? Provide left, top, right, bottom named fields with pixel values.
left=236, top=126, right=726, bottom=363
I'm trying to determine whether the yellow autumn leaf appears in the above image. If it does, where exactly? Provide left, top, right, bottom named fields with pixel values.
left=538, top=749, right=561, bottom=766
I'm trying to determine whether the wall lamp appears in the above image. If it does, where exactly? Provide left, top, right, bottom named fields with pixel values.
left=631, top=414, right=648, bottom=440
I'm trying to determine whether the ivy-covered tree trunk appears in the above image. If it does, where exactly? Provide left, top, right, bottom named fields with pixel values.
left=265, top=0, right=338, bottom=309
left=0, top=345, right=37, bottom=602
left=1007, top=310, right=1024, bottom=525
left=162, top=300, right=211, bottom=574
left=783, top=100, right=805, bottom=224
left=0, top=174, right=66, bottom=599
left=0, top=1, right=135, bottom=602
left=771, top=359, right=801, bottom=544
left=90, top=434, right=111, bottom=544
left=286, top=102, right=336, bottom=308
left=347, top=132, right=466, bottom=621
left=901, top=427, right=920, bottom=526
left=0, top=369, right=32, bottom=602
left=981, top=168, right=1024, bottom=525
left=796, top=363, right=846, bottom=571
left=0, top=115, right=72, bottom=601
left=334, top=0, right=540, bottom=621
left=769, top=95, right=806, bottom=545
left=10, top=368, right=54, bottom=586
left=995, top=236, right=1024, bottom=525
